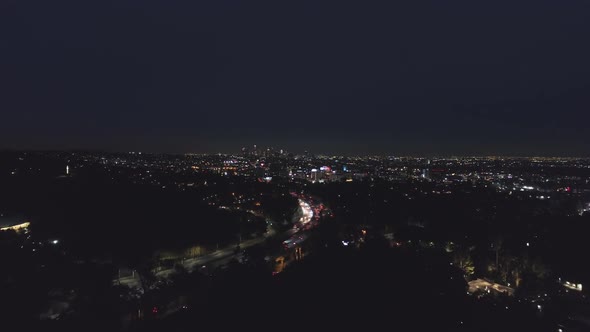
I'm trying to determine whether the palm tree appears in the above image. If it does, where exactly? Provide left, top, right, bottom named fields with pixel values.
left=492, top=237, right=504, bottom=271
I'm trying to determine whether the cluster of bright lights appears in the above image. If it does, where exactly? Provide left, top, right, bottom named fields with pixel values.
left=298, top=199, right=314, bottom=224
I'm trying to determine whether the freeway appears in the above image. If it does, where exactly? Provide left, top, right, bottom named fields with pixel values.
left=116, top=234, right=270, bottom=287
left=156, top=237, right=266, bottom=279
left=115, top=194, right=326, bottom=288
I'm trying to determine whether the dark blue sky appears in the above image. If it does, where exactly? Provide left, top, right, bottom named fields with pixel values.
left=1, top=0, right=589, bottom=155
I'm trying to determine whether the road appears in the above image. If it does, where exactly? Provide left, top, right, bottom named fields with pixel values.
left=114, top=194, right=328, bottom=321
left=116, top=234, right=270, bottom=286
left=156, top=237, right=266, bottom=278
left=115, top=195, right=323, bottom=287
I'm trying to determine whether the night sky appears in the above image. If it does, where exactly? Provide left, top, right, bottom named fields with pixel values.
left=1, top=0, right=589, bottom=155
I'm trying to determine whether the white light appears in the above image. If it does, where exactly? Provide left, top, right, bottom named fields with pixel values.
left=526, top=242, right=530, bottom=247
left=537, top=304, right=542, bottom=310
left=52, top=240, right=59, bottom=244
left=342, top=241, right=349, bottom=246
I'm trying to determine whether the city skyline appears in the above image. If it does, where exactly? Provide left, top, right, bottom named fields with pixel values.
left=2, top=140, right=590, bottom=331
left=1, top=145, right=589, bottom=158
